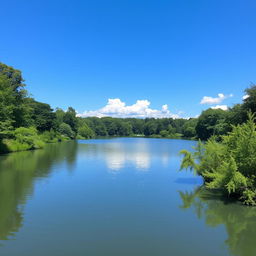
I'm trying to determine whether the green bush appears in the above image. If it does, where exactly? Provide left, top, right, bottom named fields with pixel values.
left=40, top=129, right=61, bottom=143
left=0, top=127, right=45, bottom=153
left=59, top=123, right=75, bottom=139
left=180, top=113, right=256, bottom=205
left=77, top=124, right=95, bottom=139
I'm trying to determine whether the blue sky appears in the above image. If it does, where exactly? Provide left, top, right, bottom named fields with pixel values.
left=1, top=0, right=256, bottom=118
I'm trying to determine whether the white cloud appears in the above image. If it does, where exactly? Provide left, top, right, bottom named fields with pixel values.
left=77, top=98, right=181, bottom=119
left=200, top=93, right=233, bottom=105
left=243, top=94, right=249, bottom=100
left=211, top=105, right=228, bottom=111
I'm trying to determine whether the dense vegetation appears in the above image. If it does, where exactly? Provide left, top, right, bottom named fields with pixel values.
left=1, top=61, right=255, bottom=159
left=0, top=62, right=199, bottom=153
left=1, top=62, right=256, bottom=205
left=180, top=85, right=256, bottom=206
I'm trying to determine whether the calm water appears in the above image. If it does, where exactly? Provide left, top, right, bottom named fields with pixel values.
left=0, top=138, right=255, bottom=256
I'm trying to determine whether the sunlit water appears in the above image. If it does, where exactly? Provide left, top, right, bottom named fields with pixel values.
left=0, top=138, right=255, bottom=256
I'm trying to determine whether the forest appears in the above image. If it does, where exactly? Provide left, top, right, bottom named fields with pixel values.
left=0, top=62, right=255, bottom=155
left=180, top=90, right=256, bottom=205
left=1, top=62, right=256, bottom=206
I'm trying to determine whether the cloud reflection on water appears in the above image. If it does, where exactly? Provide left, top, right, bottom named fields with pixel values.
left=78, top=139, right=182, bottom=172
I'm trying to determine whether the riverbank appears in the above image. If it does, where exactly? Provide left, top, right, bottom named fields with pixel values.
left=0, top=133, right=196, bottom=155
left=0, top=127, right=71, bottom=154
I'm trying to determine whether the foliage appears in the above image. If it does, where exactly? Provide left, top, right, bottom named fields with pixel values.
left=40, top=129, right=61, bottom=143
left=27, top=99, right=56, bottom=132
left=63, top=107, right=78, bottom=133
left=242, top=84, right=256, bottom=114
left=77, top=124, right=95, bottom=139
left=180, top=113, right=256, bottom=205
left=195, top=108, right=230, bottom=140
left=58, top=123, right=75, bottom=139
left=0, top=63, right=29, bottom=128
left=1, top=62, right=256, bottom=156
left=182, top=118, right=197, bottom=138
left=1, top=127, right=45, bottom=153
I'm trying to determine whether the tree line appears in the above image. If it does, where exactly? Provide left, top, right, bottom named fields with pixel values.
left=180, top=86, right=256, bottom=205
left=1, top=62, right=255, bottom=154
left=0, top=62, right=195, bottom=153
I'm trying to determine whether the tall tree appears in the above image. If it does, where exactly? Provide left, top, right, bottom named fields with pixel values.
left=0, top=63, right=28, bottom=129
left=195, top=108, right=229, bottom=140
left=63, top=107, right=78, bottom=133
left=28, top=99, right=56, bottom=132
left=242, top=84, right=256, bottom=114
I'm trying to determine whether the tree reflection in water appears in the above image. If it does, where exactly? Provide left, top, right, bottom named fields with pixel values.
left=179, top=187, right=256, bottom=256
left=0, top=141, right=78, bottom=241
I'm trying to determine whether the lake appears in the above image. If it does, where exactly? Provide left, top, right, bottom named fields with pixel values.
left=0, top=138, right=255, bottom=256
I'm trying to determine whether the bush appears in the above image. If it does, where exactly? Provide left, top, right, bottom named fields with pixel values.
left=0, top=127, right=45, bottom=153
left=77, top=124, right=95, bottom=139
left=40, top=129, right=61, bottom=143
left=58, top=123, right=75, bottom=138
left=180, top=113, right=256, bottom=205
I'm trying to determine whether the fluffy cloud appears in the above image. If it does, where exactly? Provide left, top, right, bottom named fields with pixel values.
left=243, top=94, right=249, bottom=100
left=200, top=93, right=233, bottom=105
left=77, top=98, right=181, bottom=119
left=211, top=105, right=228, bottom=111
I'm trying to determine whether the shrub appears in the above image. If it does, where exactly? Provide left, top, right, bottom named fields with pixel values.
left=58, top=123, right=75, bottom=138
left=0, top=127, right=45, bottom=153
left=40, top=129, right=61, bottom=143
left=180, top=113, right=256, bottom=205
left=77, top=124, right=95, bottom=139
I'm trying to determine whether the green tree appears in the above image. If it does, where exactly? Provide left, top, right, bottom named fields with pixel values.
left=0, top=75, right=15, bottom=134
left=63, top=107, right=78, bottom=133
left=118, top=122, right=132, bottom=136
left=27, top=100, right=56, bottom=132
left=182, top=118, right=197, bottom=138
left=78, top=124, right=95, bottom=139
left=242, top=84, right=256, bottom=114
left=0, top=63, right=29, bottom=128
left=95, top=124, right=108, bottom=136
left=144, top=119, right=158, bottom=135
left=180, top=113, right=256, bottom=205
left=59, top=123, right=75, bottom=138
left=55, top=108, right=65, bottom=127
left=195, top=108, right=229, bottom=140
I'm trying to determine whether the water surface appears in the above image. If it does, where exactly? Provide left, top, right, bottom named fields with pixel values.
left=0, top=138, right=255, bottom=256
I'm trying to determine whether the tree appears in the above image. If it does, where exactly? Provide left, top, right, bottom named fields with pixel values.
left=59, top=123, right=74, bottom=138
left=108, top=121, right=118, bottom=136
left=195, top=108, right=229, bottom=140
left=144, top=120, right=158, bottom=135
left=0, top=75, right=15, bottom=134
left=118, top=122, right=132, bottom=136
left=95, top=124, right=108, bottom=136
left=130, top=118, right=144, bottom=134
left=180, top=113, right=256, bottom=206
left=0, top=63, right=28, bottom=129
left=182, top=118, right=197, bottom=138
left=78, top=124, right=95, bottom=139
left=242, top=84, right=256, bottom=115
left=27, top=100, right=56, bottom=132
left=55, top=108, right=65, bottom=127
left=227, top=104, right=246, bottom=125
left=63, top=107, right=78, bottom=133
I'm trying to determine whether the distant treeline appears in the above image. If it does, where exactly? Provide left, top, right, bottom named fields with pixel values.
left=0, top=62, right=256, bottom=153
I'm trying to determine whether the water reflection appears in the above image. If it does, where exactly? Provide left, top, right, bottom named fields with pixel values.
left=103, top=143, right=151, bottom=171
left=78, top=139, right=183, bottom=171
left=0, top=141, right=78, bottom=241
left=179, top=187, right=256, bottom=256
